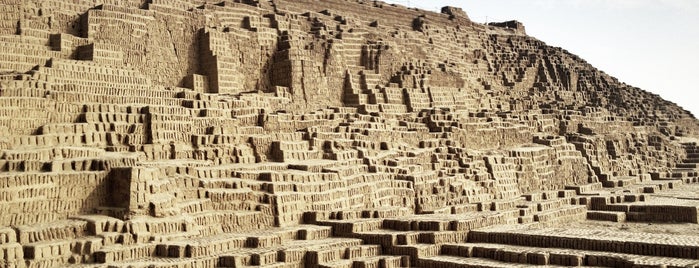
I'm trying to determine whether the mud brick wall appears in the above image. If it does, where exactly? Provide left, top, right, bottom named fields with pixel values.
left=0, top=0, right=698, bottom=266
left=469, top=228, right=699, bottom=259
left=0, top=171, right=111, bottom=226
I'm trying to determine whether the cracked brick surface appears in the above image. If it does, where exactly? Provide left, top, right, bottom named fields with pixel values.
left=0, top=0, right=698, bottom=267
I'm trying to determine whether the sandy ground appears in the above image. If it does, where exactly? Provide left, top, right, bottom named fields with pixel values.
left=569, top=219, right=699, bottom=237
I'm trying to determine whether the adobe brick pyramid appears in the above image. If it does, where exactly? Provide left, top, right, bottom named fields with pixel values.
left=1, top=0, right=699, bottom=267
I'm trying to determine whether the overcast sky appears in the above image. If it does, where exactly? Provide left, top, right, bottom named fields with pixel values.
left=381, top=0, right=699, bottom=117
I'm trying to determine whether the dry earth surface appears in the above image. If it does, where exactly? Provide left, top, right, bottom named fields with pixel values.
left=1, top=0, right=699, bottom=267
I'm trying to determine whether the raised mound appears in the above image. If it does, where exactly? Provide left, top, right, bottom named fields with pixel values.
left=1, top=0, right=699, bottom=267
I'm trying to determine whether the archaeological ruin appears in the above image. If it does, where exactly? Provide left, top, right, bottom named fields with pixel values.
left=1, top=0, right=699, bottom=267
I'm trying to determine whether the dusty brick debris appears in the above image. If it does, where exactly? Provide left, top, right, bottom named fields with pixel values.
left=1, top=0, right=699, bottom=267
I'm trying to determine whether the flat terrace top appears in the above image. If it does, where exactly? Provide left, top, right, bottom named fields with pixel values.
left=480, top=224, right=699, bottom=246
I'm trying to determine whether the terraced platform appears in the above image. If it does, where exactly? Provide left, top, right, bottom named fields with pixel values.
left=1, top=0, right=699, bottom=267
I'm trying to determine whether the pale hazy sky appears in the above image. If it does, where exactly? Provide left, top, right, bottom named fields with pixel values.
left=382, top=0, right=699, bottom=117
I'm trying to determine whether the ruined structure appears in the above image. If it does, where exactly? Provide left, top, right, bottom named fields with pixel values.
left=1, top=0, right=699, bottom=267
